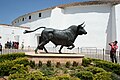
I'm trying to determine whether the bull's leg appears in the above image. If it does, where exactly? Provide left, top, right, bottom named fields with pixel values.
left=43, top=46, right=48, bottom=53
left=35, top=40, right=49, bottom=53
left=41, top=40, right=49, bottom=53
left=67, top=43, right=75, bottom=50
left=59, top=45, right=63, bottom=53
left=35, top=47, right=39, bottom=54
left=35, top=43, right=44, bottom=54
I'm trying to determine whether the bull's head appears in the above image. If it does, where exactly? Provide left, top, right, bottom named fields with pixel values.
left=77, top=22, right=87, bottom=35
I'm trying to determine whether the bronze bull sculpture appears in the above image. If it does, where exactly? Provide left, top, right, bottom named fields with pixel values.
left=24, top=22, right=87, bottom=53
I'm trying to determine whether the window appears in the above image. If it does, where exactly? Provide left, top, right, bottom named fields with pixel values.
left=29, top=16, right=31, bottom=19
left=39, top=13, right=41, bottom=17
left=22, top=18, right=24, bottom=21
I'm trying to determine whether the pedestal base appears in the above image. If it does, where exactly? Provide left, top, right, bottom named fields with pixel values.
left=25, top=52, right=84, bottom=64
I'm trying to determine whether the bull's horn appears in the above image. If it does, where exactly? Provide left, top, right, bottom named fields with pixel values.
left=80, top=21, right=85, bottom=26
left=82, top=25, right=85, bottom=28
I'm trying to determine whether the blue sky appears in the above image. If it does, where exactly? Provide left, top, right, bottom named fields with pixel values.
left=0, top=0, right=89, bottom=24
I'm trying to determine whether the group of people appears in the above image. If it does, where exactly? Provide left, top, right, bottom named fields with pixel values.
left=0, top=41, right=24, bottom=54
left=5, top=41, right=19, bottom=49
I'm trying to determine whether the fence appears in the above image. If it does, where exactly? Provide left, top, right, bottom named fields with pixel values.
left=0, top=47, right=120, bottom=63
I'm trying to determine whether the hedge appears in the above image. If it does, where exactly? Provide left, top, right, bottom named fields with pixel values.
left=82, top=58, right=120, bottom=76
left=0, top=57, right=29, bottom=76
left=0, top=52, right=25, bottom=62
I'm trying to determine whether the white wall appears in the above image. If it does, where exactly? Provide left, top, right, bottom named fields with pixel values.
left=50, top=7, right=65, bottom=29
left=0, top=25, right=30, bottom=48
left=115, top=4, right=120, bottom=50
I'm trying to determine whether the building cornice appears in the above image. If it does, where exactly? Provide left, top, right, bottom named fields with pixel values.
left=0, top=24, right=30, bottom=29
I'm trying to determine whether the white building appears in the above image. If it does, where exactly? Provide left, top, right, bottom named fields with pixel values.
left=0, top=24, right=30, bottom=48
left=1, top=1, right=120, bottom=51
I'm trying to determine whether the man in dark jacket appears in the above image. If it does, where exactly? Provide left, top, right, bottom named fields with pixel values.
left=0, top=43, right=2, bottom=54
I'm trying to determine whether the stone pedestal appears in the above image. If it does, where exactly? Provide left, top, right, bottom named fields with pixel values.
left=25, top=52, right=84, bottom=64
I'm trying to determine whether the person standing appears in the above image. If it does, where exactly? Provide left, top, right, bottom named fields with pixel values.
left=109, top=41, right=118, bottom=63
left=0, top=43, right=2, bottom=54
left=21, top=42, right=24, bottom=50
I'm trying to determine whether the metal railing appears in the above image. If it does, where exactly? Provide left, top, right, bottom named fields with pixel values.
left=0, top=47, right=120, bottom=63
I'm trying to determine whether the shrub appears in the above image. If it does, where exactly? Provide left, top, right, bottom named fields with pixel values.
left=41, top=67, right=55, bottom=76
left=8, top=70, right=45, bottom=80
left=110, top=63, right=120, bottom=75
left=13, top=57, right=29, bottom=66
left=93, top=72, right=112, bottom=80
left=75, top=71, right=93, bottom=80
left=82, top=58, right=92, bottom=67
left=111, top=73, right=120, bottom=80
left=26, top=70, right=45, bottom=80
left=56, top=62, right=61, bottom=68
left=8, top=72, right=26, bottom=80
left=0, top=57, right=29, bottom=76
left=49, top=74, right=80, bottom=80
left=29, top=60, right=35, bottom=68
left=93, top=60, right=120, bottom=75
left=0, top=60, right=14, bottom=76
left=72, top=61, right=79, bottom=67
left=9, top=64, right=29, bottom=74
left=82, top=58, right=120, bottom=76
left=38, top=60, right=42, bottom=67
left=46, top=60, right=52, bottom=67
left=85, top=66, right=106, bottom=74
left=0, top=52, right=25, bottom=62
left=65, top=61, right=71, bottom=68
left=53, top=74, right=80, bottom=80
left=56, top=74, right=71, bottom=80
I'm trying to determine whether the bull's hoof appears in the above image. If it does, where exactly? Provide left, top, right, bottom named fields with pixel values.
left=35, top=50, right=38, bottom=54
left=59, top=50, right=62, bottom=53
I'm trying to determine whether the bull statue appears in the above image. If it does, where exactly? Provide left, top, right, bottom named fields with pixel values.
left=23, top=22, right=87, bottom=53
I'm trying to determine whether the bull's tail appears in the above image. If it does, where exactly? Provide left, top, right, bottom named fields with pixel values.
left=23, top=27, right=45, bottom=34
